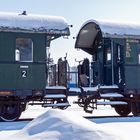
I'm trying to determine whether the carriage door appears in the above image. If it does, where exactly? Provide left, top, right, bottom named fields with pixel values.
left=103, top=38, right=124, bottom=86
left=114, top=43, right=125, bottom=86
left=15, top=38, right=33, bottom=88
left=103, top=39, right=112, bottom=85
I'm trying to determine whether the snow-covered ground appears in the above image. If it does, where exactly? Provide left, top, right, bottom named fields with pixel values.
left=0, top=96, right=140, bottom=140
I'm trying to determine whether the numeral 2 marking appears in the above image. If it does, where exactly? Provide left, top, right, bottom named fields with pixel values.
left=22, top=70, right=27, bottom=78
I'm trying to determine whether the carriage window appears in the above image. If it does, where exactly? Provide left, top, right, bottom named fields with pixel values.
left=139, top=54, right=140, bottom=64
left=138, top=45, right=140, bottom=64
left=106, top=48, right=111, bottom=61
left=107, top=52, right=111, bottom=61
left=126, top=41, right=138, bottom=64
left=15, top=38, right=33, bottom=62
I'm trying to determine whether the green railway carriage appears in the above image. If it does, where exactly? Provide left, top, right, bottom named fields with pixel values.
left=75, top=20, right=140, bottom=116
left=0, top=12, right=70, bottom=121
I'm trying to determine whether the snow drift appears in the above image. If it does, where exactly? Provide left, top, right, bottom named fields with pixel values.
left=9, top=109, right=119, bottom=140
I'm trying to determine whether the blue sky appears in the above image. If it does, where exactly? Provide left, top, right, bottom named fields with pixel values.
left=1, top=0, right=140, bottom=65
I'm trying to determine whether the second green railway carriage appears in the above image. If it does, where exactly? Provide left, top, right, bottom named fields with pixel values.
left=75, top=20, right=140, bottom=116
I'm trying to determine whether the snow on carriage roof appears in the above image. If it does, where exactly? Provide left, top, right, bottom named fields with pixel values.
left=0, top=12, right=70, bottom=35
left=81, top=19, right=140, bottom=38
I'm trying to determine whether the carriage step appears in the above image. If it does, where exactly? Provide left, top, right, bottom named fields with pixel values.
left=100, top=93, right=124, bottom=98
left=44, top=94, right=67, bottom=99
left=99, top=85, right=119, bottom=89
left=46, top=86, right=67, bottom=90
left=97, top=101, right=128, bottom=105
left=42, top=102, right=70, bottom=107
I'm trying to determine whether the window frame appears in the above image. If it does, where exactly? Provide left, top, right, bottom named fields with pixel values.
left=15, top=38, right=33, bottom=62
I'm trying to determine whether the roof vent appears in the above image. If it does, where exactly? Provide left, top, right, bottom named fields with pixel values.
left=19, top=11, right=27, bottom=16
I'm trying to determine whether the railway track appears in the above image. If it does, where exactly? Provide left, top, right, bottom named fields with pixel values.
left=14, top=115, right=134, bottom=122
left=84, top=115, right=133, bottom=119
left=0, top=118, right=33, bottom=122
left=16, top=118, right=33, bottom=122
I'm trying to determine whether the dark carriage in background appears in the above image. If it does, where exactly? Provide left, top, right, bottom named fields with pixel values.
left=75, top=20, right=140, bottom=116
left=0, top=12, right=70, bottom=121
left=49, top=57, right=69, bottom=87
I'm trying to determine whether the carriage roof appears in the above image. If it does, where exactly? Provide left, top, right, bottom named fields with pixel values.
left=0, top=12, right=70, bottom=35
left=81, top=20, right=140, bottom=38
left=75, top=20, right=140, bottom=54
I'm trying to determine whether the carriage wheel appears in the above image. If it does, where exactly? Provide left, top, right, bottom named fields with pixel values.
left=131, top=102, right=140, bottom=116
left=0, top=103, right=21, bottom=121
left=114, top=105, right=131, bottom=117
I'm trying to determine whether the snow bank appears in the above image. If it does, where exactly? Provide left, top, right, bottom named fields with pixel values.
left=10, top=109, right=119, bottom=140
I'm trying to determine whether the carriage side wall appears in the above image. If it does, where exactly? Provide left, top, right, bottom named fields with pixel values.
left=0, top=32, right=46, bottom=90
